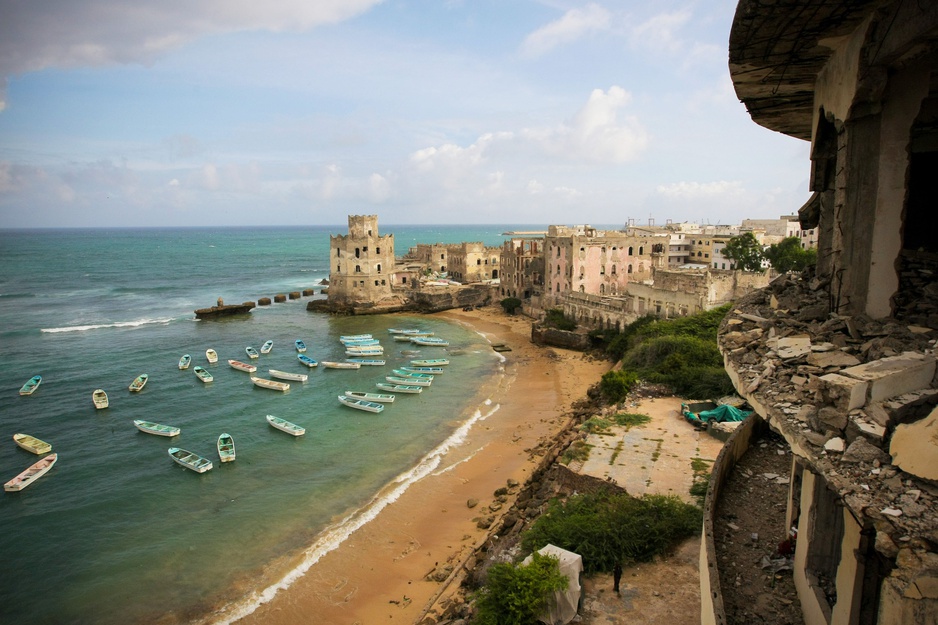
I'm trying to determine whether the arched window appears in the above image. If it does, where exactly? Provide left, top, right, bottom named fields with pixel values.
left=627, top=264, right=633, bottom=274
left=628, top=246, right=633, bottom=255
left=355, top=248, right=360, bottom=258
left=355, top=265, right=361, bottom=273
left=639, top=246, right=644, bottom=255
left=377, top=264, right=381, bottom=273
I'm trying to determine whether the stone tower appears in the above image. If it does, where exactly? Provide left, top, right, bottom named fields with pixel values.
left=328, top=215, right=395, bottom=306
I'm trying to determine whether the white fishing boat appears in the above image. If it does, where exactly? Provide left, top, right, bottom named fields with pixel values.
left=228, top=359, right=257, bottom=373
left=295, top=339, right=307, bottom=353
left=410, top=359, right=450, bottom=366
left=386, top=375, right=431, bottom=387
left=344, top=344, right=384, bottom=353
left=393, top=335, right=415, bottom=341
left=338, top=395, right=385, bottom=413
left=266, top=415, right=305, bottom=436
left=19, top=375, right=42, bottom=396
left=339, top=338, right=380, bottom=346
left=339, top=334, right=372, bottom=341
left=92, top=388, right=109, bottom=409
left=388, top=328, right=434, bottom=336
left=4, top=453, right=57, bottom=492
left=411, top=337, right=449, bottom=346
left=13, top=433, right=52, bottom=455
left=321, top=361, right=362, bottom=370
left=217, top=433, right=235, bottom=463
left=344, top=391, right=395, bottom=403
left=168, top=447, right=213, bottom=473
left=194, top=366, right=214, bottom=383
left=205, top=348, right=219, bottom=363
left=344, top=347, right=384, bottom=357
left=400, top=366, right=444, bottom=375
left=178, top=354, right=192, bottom=370
left=269, top=369, right=308, bottom=382
left=375, top=382, right=423, bottom=394
left=298, top=354, right=318, bottom=368
left=346, top=358, right=386, bottom=366
left=245, top=346, right=259, bottom=359
left=133, top=419, right=181, bottom=437
left=128, top=374, right=148, bottom=392
left=251, top=377, right=290, bottom=392
left=260, top=340, right=273, bottom=354
left=392, top=369, right=434, bottom=380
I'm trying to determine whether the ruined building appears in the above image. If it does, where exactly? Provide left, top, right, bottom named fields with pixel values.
left=327, top=215, right=398, bottom=310
left=702, top=2, right=938, bottom=625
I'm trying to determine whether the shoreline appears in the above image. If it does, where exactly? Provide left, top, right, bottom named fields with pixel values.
left=228, top=307, right=611, bottom=625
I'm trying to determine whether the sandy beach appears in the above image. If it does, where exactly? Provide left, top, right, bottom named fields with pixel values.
left=231, top=307, right=611, bottom=625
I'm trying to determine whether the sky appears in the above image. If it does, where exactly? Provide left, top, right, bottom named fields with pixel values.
left=0, top=0, right=811, bottom=228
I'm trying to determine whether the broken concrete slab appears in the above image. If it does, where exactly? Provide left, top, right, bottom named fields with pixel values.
left=841, top=352, right=936, bottom=404
left=889, top=405, right=938, bottom=481
left=774, top=335, right=812, bottom=359
left=818, top=373, right=869, bottom=411
left=806, top=351, right=862, bottom=368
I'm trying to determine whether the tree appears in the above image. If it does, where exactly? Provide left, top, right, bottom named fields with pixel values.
left=500, top=297, right=522, bottom=314
left=764, top=236, right=817, bottom=273
left=722, top=232, right=765, bottom=272
left=473, top=552, right=569, bottom=625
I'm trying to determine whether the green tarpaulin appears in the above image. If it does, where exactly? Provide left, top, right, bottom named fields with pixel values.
left=681, top=403, right=751, bottom=427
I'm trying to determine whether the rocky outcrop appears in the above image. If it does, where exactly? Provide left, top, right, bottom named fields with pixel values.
left=531, top=324, right=591, bottom=350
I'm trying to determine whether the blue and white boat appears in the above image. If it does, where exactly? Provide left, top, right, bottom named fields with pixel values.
left=392, top=369, right=434, bottom=380
left=245, top=346, right=260, bottom=359
left=260, top=340, right=273, bottom=354
left=411, top=337, right=449, bottom=346
left=410, top=359, right=450, bottom=366
left=375, top=382, right=423, bottom=394
left=295, top=339, right=307, bottom=353
left=386, top=375, right=431, bottom=387
left=338, top=395, right=385, bottom=413
left=19, top=375, right=42, bottom=396
left=339, top=334, right=372, bottom=341
left=400, top=366, right=444, bottom=375
left=178, top=354, right=191, bottom=370
left=346, top=358, right=386, bottom=366
left=298, top=354, right=318, bottom=368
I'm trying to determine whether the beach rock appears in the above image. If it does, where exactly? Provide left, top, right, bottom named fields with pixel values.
left=466, top=498, right=479, bottom=509
left=476, top=516, right=494, bottom=529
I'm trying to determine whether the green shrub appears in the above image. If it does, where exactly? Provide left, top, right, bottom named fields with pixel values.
left=560, top=440, right=591, bottom=465
left=579, top=416, right=613, bottom=434
left=520, top=489, right=702, bottom=574
left=599, top=370, right=638, bottom=402
left=473, top=552, right=569, bottom=625
left=500, top=297, right=523, bottom=314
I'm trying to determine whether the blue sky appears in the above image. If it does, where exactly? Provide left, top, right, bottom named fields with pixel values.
left=0, top=0, right=810, bottom=228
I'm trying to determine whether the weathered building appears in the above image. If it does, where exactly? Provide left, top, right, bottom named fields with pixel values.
left=702, top=3, right=938, bottom=625
left=327, top=215, right=397, bottom=308
left=500, top=237, right=544, bottom=300
left=447, top=242, right=500, bottom=284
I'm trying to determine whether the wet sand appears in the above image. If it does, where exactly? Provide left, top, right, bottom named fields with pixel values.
left=232, top=307, right=611, bottom=625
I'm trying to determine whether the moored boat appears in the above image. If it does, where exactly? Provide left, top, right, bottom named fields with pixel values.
left=411, top=337, right=449, bottom=346
left=338, top=395, right=385, bottom=413
left=340, top=338, right=380, bottom=346
left=251, top=377, right=290, bottom=392
left=410, top=358, right=450, bottom=366
left=266, top=414, right=305, bottom=436
left=217, top=433, right=235, bottom=463
left=339, top=334, right=372, bottom=341
left=206, top=348, right=219, bottom=363
left=346, top=358, right=386, bottom=366
left=92, top=388, right=109, bottom=409
left=269, top=369, right=308, bottom=382
left=134, top=419, right=181, bottom=437
left=386, top=375, right=431, bottom=387
left=344, top=390, right=395, bottom=403
left=392, top=369, right=434, bottom=379
left=19, top=375, right=42, bottom=396
left=260, top=340, right=273, bottom=354
left=168, top=447, right=213, bottom=473
left=297, top=354, right=318, bottom=368
left=178, top=354, right=191, bottom=370
left=194, top=366, right=213, bottom=383
left=388, top=328, right=433, bottom=335
left=4, top=453, right=57, bottom=492
left=295, top=339, right=307, bottom=353
left=128, top=374, right=148, bottom=392
left=13, top=433, right=52, bottom=455
left=400, top=366, right=444, bottom=375
left=375, top=382, right=423, bottom=394
left=344, top=348, right=384, bottom=357
left=321, top=361, right=362, bottom=369
left=228, top=359, right=257, bottom=373
left=245, top=346, right=259, bottom=359
left=344, top=344, right=384, bottom=353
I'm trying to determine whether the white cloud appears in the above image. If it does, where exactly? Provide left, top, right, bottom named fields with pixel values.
left=629, top=9, right=692, bottom=55
left=521, top=3, right=611, bottom=58
left=0, top=0, right=383, bottom=109
left=656, top=180, right=745, bottom=199
left=368, top=172, right=391, bottom=202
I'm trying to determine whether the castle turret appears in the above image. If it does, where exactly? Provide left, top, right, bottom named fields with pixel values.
left=328, top=215, right=395, bottom=306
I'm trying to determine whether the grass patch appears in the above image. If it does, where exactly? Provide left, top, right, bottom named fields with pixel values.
left=610, top=412, right=651, bottom=429
left=609, top=441, right=624, bottom=465
left=560, top=440, right=591, bottom=465
left=579, top=416, right=613, bottom=435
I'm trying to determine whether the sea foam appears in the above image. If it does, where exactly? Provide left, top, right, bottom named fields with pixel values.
left=40, top=318, right=175, bottom=333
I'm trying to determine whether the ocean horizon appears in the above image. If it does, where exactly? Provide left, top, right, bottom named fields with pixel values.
left=0, top=224, right=539, bottom=624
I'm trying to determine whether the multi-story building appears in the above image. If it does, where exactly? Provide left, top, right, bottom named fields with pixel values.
left=447, top=242, right=500, bottom=284
left=500, top=237, right=544, bottom=300
left=327, top=215, right=396, bottom=306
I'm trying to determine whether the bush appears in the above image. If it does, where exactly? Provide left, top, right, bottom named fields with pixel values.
left=520, top=489, right=702, bottom=574
left=473, top=552, right=569, bottom=625
left=544, top=308, right=577, bottom=331
left=500, top=297, right=523, bottom=315
left=599, top=370, right=638, bottom=402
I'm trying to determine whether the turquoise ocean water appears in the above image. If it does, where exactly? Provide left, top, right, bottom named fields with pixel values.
left=0, top=225, right=539, bottom=625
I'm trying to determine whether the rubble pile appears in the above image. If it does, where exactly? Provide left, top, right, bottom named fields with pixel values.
left=717, top=273, right=938, bottom=598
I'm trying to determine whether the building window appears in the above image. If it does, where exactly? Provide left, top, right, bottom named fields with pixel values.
left=477, top=259, right=482, bottom=265
left=600, top=265, right=605, bottom=275
left=381, top=279, right=386, bottom=285
left=639, top=246, right=644, bottom=255
left=628, top=246, right=633, bottom=255
left=376, top=247, right=380, bottom=254
left=375, top=280, right=379, bottom=286
left=355, top=248, right=360, bottom=258
left=363, top=246, right=368, bottom=252
left=355, top=265, right=361, bottom=273
left=377, top=264, right=381, bottom=273
left=611, top=265, right=616, bottom=274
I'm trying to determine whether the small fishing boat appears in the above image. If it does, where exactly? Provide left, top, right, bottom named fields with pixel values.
left=168, top=447, right=213, bottom=473
left=251, top=377, right=290, bottom=392
left=266, top=415, right=305, bottom=436
left=393, top=335, right=415, bottom=341
left=269, top=369, right=308, bottom=382
left=178, top=354, right=192, bottom=370
left=13, top=433, right=52, bottom=455
left=388, top=328, right=433, bottom=336
left=392, top=369, right=434, bottom=380
left=217, top=433, right=235, bottom=463
left=245, top=346, right=259, bottom=359
left=4, top=453, right=57, bottom=492
left=295, top=339, right=307, bottom=353
left=19, top=375, right=42, bottom=396
left=297, top=354, right=318, bottom=368
left=194, top=366, right=213, bottom=383
left=92, top=388, right=109, bottom=409
left=411, top=337, right=449, bottom=346
left=386, top=375, right=431, bottom=387
left=339, top=334, right=372, bottom=341
left=344, top=344, right=384, bottom=353
left=375, top=382, right=423, bottom=394
left=321, top=361, right=361, bottom=370
left=400, top=366, right=444, bottom=375
left=260, top=340, right=273, bottom=354
left=134, top=419, right=181, bottom=437
left=344, top=391, right=395, bottom=403
left=347, top=358, right=386, bottom=366
left=340, top=338, right=380, bottom=346
left=228, top=359, right=257, bottom=373
left=410, top=359, right=450, bottom=366
left=206, top=348, right=219, bottom=363
left=344, top=348, right=384, bottom=357
left=128, top=374, right=148, bottom=392
left=338, top=395, right=385, bottom=413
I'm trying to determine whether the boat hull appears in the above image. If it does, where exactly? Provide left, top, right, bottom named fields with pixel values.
left=375, top=382, right=422, bottom=394
left=128, top=374, right=148, bottom=392
left=19, top=375, right=42, bottom=396
left=4, top=453, right=57, bottom=492
left=251, top=377, right=290, bottom=392
left=338, top=395, right=385, bottom=413
left=134, top=419, right=181, bottom=437
left=13, top=433, right=52, bottom=455
left=344, top=391, right=395, bottom=403
left=228, top=360, right=257, bottom=373
left=266, top=415, right=305, bottom=436
left=92, top=389, right=109, bottom=409
left=269, top=369, right=308, bottom=382
left=217, top=434, right=236, bottom=463
left=168, top=448, right=213, bottom=473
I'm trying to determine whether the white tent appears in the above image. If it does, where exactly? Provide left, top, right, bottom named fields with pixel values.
left=522, top=544, right=584, bottom=625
